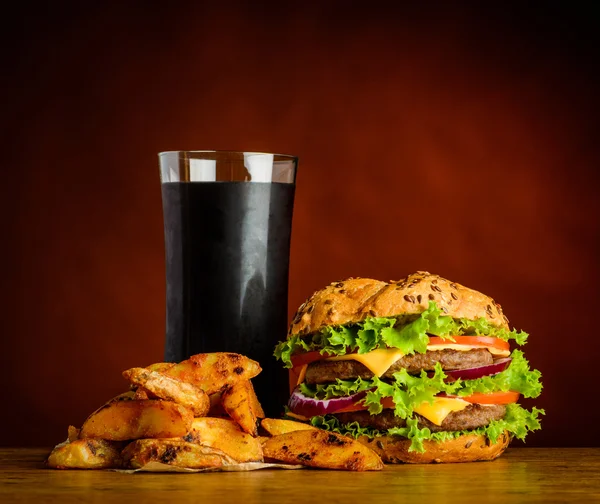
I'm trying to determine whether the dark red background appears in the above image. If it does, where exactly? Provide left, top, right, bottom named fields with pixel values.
left=2, top=2, right=598, bottom=447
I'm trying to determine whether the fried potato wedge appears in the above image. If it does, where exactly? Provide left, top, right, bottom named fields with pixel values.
left=80, top=400, right=193, bottom=441
left=67, top=425, right=81, bottom=442
left=247, top=380, right=265, bottom=419
left=76, top=390, right=136, bottom=433
left=47, top=438, right=122, bottom=469
left=152, top=353, right=261, bottom=395
left=260, top=418, right=318, bottom=436
left=133, top=387, right=150, bottom=400
left=184, top=417, right=263, bottom=463
left=207, top=385, right=262, bottom=419
left=122, top=439, right=236, bottom=469
left=123, top=367, right=210, bottom=417
left=146, top=362, right=174, bottom=373
left=262, top=429, right=384, bottom=471
left=221, top=380, right=261, bottom=435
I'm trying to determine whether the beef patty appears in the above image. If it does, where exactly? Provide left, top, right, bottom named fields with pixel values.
left=335, top=403, right=506, bottom=432
left=304, top=348, right=493, bottom=384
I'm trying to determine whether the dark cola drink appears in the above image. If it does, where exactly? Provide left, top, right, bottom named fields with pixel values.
left=161, top=179, right=295, bottom=417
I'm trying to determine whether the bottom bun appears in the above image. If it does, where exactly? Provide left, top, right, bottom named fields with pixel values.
left=356, top=431, right=511, bottom=464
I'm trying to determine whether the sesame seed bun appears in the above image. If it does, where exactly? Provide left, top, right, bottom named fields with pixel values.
left=288, top=271, right=509, bottom=338
left=356, top=431, right=511, bottom=464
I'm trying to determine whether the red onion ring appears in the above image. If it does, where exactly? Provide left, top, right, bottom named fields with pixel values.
left=288, top=388, right=368, bottom=417
left=445, top=358, right=511, bottom=380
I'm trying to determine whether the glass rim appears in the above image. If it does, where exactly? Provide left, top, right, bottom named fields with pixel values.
left=158, top=150, right=298, bottom=160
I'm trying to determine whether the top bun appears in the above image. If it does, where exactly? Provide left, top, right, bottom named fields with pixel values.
left=288, top=271, right=509, bottom=337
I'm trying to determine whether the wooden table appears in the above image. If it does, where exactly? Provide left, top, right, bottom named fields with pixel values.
left=1, top=448, right=599, bottom=503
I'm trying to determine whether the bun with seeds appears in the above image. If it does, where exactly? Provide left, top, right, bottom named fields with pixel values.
left=289, top=272, right=508, bottom=338
left=275, top=271, right=544, bottom=464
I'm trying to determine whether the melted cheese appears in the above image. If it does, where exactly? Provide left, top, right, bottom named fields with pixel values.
left=414, top=397, right=470, bottom=426
left=426, top=343, right=510, bottom=357
left=296, top=364, right=308, bottom=386
left=326, top=348, right=405, bottom=376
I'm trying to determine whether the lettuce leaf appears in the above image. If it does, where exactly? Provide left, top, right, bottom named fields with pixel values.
left=310, top=415, right=384, bottom=439
left=274, top=301, right=528, bottom=368
left=311, top=403, right=544, bottom=453
left=456, top=349, right=543, bottom=399
left=299, top=376, right=374, bottom=399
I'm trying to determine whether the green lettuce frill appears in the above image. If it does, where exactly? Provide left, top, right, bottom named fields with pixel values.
left=310, top=403, right=545, bottom=453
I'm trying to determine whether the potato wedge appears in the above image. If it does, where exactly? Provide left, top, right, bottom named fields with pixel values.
left=247, top=380, right=265, bottom=418
left=47, top=438, right=122, bottom=469
left=80, top=400, right=193, bottom=441
left=122, top=439, right=236, bottom=469
left=146, top=362, right=174, bottom=373
left=262, top=429, right=384, bottom=471
left=154, top=353, right=261, bottom=395
left=123, top=367, right=210, bottom=417
left=184, top=417, right=263, bottom=463
left=133, top=387, right=150, bottom=400
left=260, top=418, right=318, bottom=436
left=67, top=425, right=81, bottom=442
left=77, top=390, right=136, bottom=430
left=221, top=381, right=261, bottom=436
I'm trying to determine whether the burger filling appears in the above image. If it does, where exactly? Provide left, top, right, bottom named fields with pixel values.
left=275, top=302, right=544, bottom=453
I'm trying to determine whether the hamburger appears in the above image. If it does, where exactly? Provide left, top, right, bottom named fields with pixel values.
left=274, top=272, right=543, bottom=463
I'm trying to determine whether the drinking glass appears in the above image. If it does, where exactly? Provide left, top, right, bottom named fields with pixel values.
left=159, top=150, right=297, bottom=416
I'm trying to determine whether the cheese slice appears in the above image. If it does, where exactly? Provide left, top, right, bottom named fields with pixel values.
left=326, top=348, right=405, bottom=377
left=414, top=397, right=470, bottom=426
left=426, top=343, right=510, bottom=357
left=296, top=364, right=308, bottom=386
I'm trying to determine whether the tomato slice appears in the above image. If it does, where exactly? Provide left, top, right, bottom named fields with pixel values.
left=456, top=391, right=520, bottom=404
left=427, top=335, right=509, bottom=352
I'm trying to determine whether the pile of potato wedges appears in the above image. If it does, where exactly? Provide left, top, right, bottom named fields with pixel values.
left=47, top=353, right=383, bottom=472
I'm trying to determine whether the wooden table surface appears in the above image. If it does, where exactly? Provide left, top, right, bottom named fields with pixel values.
left=1, top=448, right=599, bottom=503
